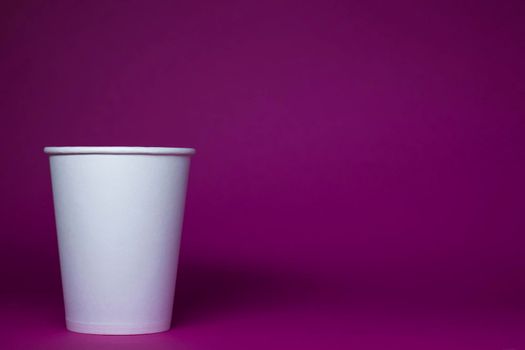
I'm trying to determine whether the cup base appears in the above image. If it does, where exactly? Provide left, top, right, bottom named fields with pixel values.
left=66, top=319, right=171, bottom=335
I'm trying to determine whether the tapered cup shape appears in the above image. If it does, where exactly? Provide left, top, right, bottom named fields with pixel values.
left=45, top=146, right=195, bottom=335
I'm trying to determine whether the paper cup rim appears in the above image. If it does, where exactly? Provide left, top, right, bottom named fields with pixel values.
left=44, top=146, right=196, bottom=156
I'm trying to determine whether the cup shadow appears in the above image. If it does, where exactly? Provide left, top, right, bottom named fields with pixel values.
left=171, top=260, right=321, bottom=326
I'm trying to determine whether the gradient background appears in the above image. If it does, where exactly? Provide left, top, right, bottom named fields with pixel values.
left=1, top=0, right=524, bottom=349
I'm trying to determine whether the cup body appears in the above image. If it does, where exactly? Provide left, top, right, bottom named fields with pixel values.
left=45, top=147, right=194, bottom=335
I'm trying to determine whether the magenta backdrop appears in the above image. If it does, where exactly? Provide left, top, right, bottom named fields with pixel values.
left=1, top=0, right=524, bottom=349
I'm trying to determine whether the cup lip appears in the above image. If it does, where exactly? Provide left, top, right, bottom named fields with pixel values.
left=44, top=146, right=196, bottom=156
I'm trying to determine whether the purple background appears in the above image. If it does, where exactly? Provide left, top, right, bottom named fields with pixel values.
left=1, top=0, right=524, bottom=348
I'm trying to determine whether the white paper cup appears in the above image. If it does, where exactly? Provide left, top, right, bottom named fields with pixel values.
left=44, top=146, right=195, bottom=335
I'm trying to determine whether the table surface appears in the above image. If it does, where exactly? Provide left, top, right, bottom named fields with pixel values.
left=2, top=266, right=523, bottom=350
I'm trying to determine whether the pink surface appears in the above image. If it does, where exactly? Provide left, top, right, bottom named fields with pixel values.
left=1, top=0, right=524, bottom=348
left=2, top=291, right=525, bottom=349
